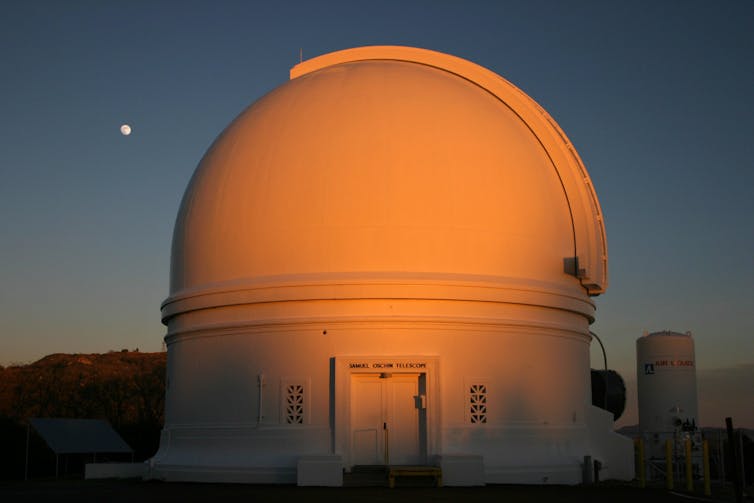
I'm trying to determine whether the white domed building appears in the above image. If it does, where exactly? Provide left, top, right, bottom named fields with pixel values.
left=150, top=46, right=633, bottom=485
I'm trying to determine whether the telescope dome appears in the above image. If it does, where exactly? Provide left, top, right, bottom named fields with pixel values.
left=165, top=46, right=606, bottom=322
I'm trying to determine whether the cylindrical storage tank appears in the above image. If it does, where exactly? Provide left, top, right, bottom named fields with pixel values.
left=636, top=331, right=698, bottom=437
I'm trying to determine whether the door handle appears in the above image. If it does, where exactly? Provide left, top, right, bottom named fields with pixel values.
left=415, top=394, right=427, bottom=409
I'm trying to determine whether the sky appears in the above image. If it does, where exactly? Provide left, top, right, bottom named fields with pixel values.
left=1, top=0, right=752, bottom=428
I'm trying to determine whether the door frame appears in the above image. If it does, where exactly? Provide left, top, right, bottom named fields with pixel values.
left=332, top=355, right=440, bottom=469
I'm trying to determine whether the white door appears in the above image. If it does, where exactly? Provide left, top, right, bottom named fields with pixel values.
left=350, top=373, right=425, bottom=466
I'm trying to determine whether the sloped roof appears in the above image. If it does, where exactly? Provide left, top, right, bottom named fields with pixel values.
left=30, top=418, right=132, bottom=454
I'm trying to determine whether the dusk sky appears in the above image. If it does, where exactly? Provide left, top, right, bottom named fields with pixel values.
left=1, top=0, right=752, bottom=428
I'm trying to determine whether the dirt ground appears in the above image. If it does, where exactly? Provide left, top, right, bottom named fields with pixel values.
left=0, top=478, right=746, bottom=503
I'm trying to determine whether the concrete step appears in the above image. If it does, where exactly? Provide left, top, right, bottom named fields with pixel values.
left=344, top=465, right=441, bottom=487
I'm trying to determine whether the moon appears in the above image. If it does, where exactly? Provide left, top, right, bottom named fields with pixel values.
left=120, top=124, right=132, bottom=136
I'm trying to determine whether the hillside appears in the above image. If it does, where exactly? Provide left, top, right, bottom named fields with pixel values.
left=0, top=351, right=166, bottom=426
left=0, top=351, right=166, bottom=479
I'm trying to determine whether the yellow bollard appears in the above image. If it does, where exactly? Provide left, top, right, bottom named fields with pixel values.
left=703, top=439, right=711, bottom=497
left=666, top=439, right=674, bottom=490
left=685, top=437, right=693, bottom=492
left=636, top=438, right=646, bottom=488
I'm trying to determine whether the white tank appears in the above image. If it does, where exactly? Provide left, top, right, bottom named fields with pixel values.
left=636, top=331, right=698, bottom=438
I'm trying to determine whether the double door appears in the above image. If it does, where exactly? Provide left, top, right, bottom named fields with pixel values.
left=350, top=373, right=426, bottom=466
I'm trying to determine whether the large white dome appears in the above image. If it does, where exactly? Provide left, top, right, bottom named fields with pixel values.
left=164, top=46, right=607, bottom=324
left=152, top=47, right=630, bottom=486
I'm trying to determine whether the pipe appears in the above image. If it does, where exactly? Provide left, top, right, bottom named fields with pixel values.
left=685, top=437, right=693, bottom=492
left=24, top=422, right=30, bottom=481
left=737, top=430, right=746, bottom=498
left=703, top=439, right=711, bottom=496
left=726, top=417, right=743, bottom=503
left=666, top=439, right=674, bottom=490
left=719, top=435, right=726, bottom=487
left=589, top=331, right=608, bottom=410
left=257, top=372, right=266, bottom=425
left=636, top=438, right=645, bottom=488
